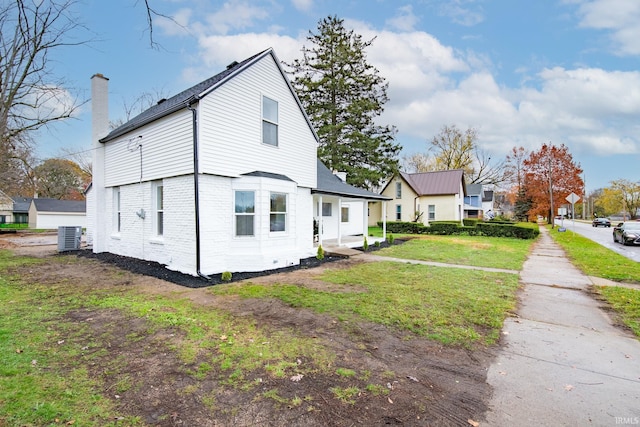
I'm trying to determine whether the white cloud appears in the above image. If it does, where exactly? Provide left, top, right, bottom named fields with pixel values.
left=437, top=0, right=485, bottom=26
left=385, top=5, right=419, bottom=32
left=290, top=0, right=313, bottom=13
left=574, top=0, right=640, bottom=55
left=204, top=1, right=270, bottom=35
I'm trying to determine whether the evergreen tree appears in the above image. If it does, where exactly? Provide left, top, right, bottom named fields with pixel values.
left=287, top=16, right=400, bottom=189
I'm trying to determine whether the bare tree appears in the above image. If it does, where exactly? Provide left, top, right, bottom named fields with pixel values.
left=0, top=0, right=87, bottom=159
left=428, top=125, right=506, bottom=185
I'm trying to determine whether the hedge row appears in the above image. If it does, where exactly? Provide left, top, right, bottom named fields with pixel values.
left=377, top=220, right=539, bottom=239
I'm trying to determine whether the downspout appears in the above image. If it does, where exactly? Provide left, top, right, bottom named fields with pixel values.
left=188, top=98, right=210, bottom=280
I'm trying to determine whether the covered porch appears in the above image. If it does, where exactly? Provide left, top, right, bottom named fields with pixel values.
left=312, top=159, right=391, bottom=252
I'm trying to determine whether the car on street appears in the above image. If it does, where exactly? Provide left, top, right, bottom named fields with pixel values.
left=613, top=222, right=640, bottom=245
left=592, top=217, right=611, bottom=227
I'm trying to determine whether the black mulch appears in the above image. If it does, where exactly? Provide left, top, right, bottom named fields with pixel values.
left=74, top=238, right=404, bottom=289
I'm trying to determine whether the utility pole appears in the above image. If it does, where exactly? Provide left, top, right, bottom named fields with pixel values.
left=549, top=148, right=554, bottom=229
left=582, top=172, right=586, bottom=219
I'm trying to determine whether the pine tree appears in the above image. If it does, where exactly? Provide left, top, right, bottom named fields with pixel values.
left=287, top=16, right=400, bottom=189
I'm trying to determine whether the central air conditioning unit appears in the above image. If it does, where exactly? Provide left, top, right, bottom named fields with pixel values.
left=58, top=226, right=82, bottom=252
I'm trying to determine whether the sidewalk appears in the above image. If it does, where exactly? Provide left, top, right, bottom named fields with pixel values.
left=484, top=226, right=640, bottom=426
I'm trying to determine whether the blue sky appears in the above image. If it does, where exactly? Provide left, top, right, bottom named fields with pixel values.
left=42, top=0, right=640, bottom=192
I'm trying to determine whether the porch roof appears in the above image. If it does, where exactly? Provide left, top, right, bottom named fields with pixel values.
left=312, top=160, right=391, bottom=201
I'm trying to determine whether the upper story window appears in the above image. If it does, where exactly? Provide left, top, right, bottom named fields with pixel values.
left=396, top=182, right=402, bottom=198
left=270, top=192, right=287, bottom=232
left=235, top=191, right=255, bottom=237
left=153, top=181, right=164, bottom=236
left=262, top=96, right=278, bottom=146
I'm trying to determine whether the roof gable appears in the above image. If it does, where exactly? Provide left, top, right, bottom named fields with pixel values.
left=395, top=170, right=466, bottom=196
left=101, top=48, right=318, bottom=144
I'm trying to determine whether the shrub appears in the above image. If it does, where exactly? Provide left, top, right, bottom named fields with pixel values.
left=317, top=245, right=325, bottom=260
left=363, top=237, right=369, bottom=251
left=221, top=271, right=232, bottom=281
left=387, top=234, right=394, bottom=244
left=374, top=240, right=381, bottom=247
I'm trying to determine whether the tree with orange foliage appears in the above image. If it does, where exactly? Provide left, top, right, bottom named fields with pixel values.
left=523, top=143, right=584, bottom=224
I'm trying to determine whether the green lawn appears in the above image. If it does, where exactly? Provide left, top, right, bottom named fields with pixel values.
left=212, top=261, right=520, bottom=347
left=374, top=234, right=533, bottom=270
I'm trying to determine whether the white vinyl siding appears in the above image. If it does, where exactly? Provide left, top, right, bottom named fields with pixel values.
left=104, top=110, right=193, bottom=187
left=198, top=54, right=316, bottom=189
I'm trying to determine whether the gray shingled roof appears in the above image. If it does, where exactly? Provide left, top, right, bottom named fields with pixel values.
left=399, top=169, right=466, bottom=196
left=313, top=160, right=390, bottom=200
left=12, top=197, right=33, bottom=213
left=31, top=199, right=86, bottom=213
left=100, top=48, right=317, bottom=144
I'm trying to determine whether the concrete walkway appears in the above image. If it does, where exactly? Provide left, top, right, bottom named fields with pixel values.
left=484, top=226, right=640, bottom=426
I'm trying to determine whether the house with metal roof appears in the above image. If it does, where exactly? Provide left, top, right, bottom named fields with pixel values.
left=88, top=48, right=388, bottom=277
left=28, top=198, right=86, bottom=229
left=370, top=169, right=467, bottom=226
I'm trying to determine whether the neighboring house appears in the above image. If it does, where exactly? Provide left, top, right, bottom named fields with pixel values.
left=28, top=198, right=86, bottom=229
left=88, top=48, right=387, bottom=277
left=0, top=190, right=13, bottom=224
left=482, top=189, right=495, bottom=219
left=12, top=196, right=32, bottom=225
left=464, top=183, right=484, bottom=219
left=464, top=183, right=495, bottom=220
left=370, top=170, right=466, bottom=226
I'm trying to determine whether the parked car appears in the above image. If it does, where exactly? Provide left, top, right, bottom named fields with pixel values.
left=592, top=217, right=611, bottom=227
left=612, top=222, right=640, bottom=245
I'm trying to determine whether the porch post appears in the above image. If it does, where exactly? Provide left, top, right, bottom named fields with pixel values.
left=382, top=201, right=387, bottom=240
left=337, top=198, right=342, bottom=246
left=362, top=200, right=368, bottom=241
left=317, top=195, right=323, bottom=247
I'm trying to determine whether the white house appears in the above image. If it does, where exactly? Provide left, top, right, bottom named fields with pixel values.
left=88, top=48, right=387, bottom=277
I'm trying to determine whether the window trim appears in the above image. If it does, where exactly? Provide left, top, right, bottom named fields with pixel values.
left=262, top=95, right=279, bottom=147
left=234, top=190, right=255, bottom=237
left=269, top=192, right=287, bottom=233
left=113, top=187, right=121, bottom=233
left=428, top=204, right=436, bottom=221
left=396, top=181, right=402, bottom=199
left=341, top=206, right=349, bottom=223
left=153, top=181, right=164, bottom=237
left=395, top=204, right=402, bottom=221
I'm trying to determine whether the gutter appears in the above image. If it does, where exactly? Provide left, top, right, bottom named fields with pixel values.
left=187, top=97, right=211, bottom=280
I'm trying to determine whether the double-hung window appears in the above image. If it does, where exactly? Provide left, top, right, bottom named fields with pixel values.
left=341, top=207, right=349, bottom=223
left=396, top=205, right=402, bottom=221
left=235, top=191, right=255, bottom=236
left=114, top=187, right=121, bottom=232
left=270, top=192, right=287, bottom=232
left=396, top=182, right=402, bottom=198
left=428, top=204, right=436, bottom=221
left=153, top=182, right=164, bottom=236
left=262, top=96, right=278, bottom=146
